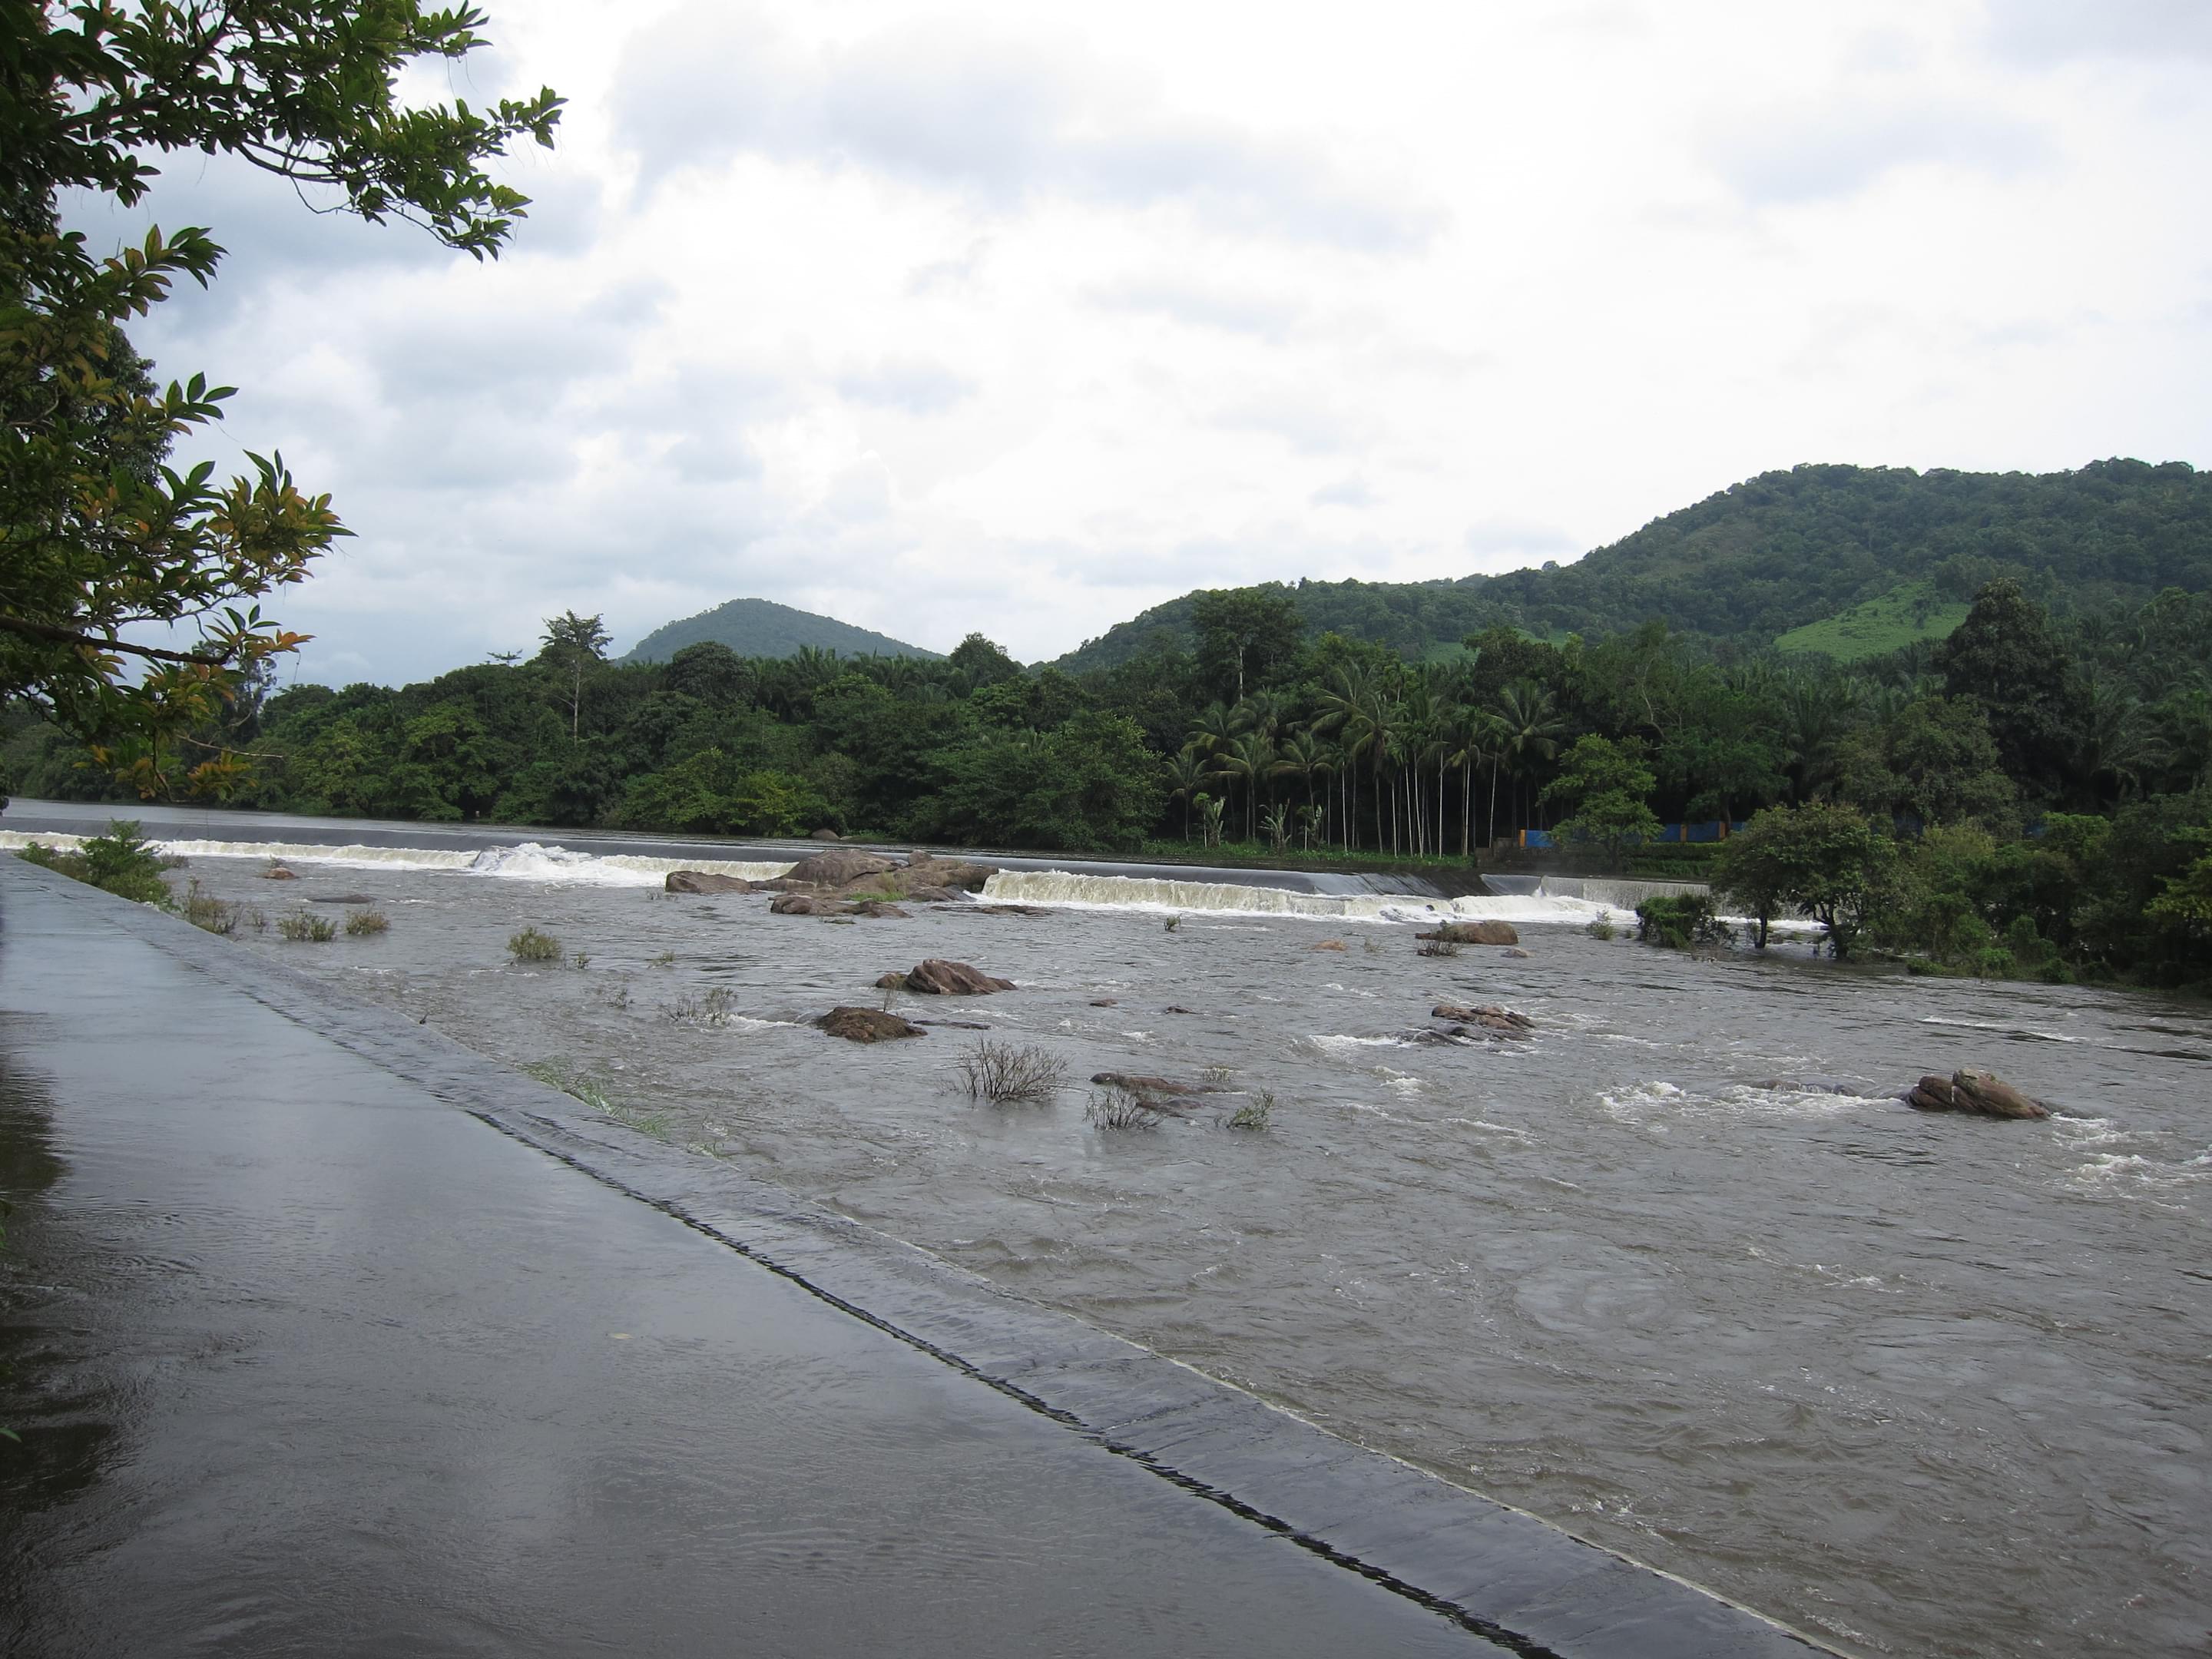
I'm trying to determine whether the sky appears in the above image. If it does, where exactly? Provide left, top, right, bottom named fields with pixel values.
left=65, top=0, right=2212, bottom=685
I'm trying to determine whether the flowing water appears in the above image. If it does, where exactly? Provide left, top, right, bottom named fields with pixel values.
left=13, top=820, right=2210, bottom=1657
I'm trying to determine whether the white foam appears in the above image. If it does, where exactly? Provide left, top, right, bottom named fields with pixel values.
left=0, top=830, right=793, bottom=889
left=980, top=868, right=1603, bottom=926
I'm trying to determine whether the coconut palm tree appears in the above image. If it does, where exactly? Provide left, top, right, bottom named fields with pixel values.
left=1165, top=747, right=1210, bottom=840
left=1492, top=680, right=1567, bottom=835
left=1272, top=727, right=1330, bottom=830
left=1217, top=730, right=1277, bottom=843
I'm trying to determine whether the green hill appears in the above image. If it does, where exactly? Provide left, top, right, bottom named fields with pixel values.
left=1052, top=459, right=2212, bottom=671
left=1773, top=581, right=1971, bottom=661
left=622, top=598, right=942, bottom=664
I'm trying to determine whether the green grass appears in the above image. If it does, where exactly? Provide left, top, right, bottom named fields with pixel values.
left=1773, top=580, right=1969, bottom=663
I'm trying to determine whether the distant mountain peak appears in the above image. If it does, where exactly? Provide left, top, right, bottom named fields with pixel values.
left=621, top=597, right=942, bottom=664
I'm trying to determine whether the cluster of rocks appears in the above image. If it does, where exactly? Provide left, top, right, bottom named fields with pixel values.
left=1906, top=1068, right=2051, bottom=1120
left=666, top=847, right=1004, bottom=918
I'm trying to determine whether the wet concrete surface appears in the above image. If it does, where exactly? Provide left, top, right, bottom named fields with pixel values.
left=0, top=862, right=1829, bottom=1657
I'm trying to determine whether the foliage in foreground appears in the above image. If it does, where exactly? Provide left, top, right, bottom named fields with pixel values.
left=2, top=1, right=561, bottom=794
left=15, top=820, right=170, bottom=905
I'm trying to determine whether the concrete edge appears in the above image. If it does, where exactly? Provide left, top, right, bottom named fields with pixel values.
left=4, top=859, right=1846, bottom=1659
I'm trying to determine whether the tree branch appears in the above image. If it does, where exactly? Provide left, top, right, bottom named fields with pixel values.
left=0, top=612, right=233, bottom=667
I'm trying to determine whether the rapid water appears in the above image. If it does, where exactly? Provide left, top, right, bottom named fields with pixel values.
left=18, top=816, right=2212, bottom=1655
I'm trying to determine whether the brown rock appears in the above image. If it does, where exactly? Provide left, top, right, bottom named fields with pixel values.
left=665, top=869, right=757, bottom=894
left=1089, top=998, right=1118, bottom=1007
left=1906, top=1068, right=2051, bottom=1120
left=308, top=893, right=376, bottom=905
left=833, top=856, right=998, bottom=902
left=1415, top=920, right=1520, bottom=945
left=780, top=848, right=899, bottom=887
left=1311, top=939, right=1347, bottom=952
left=875, top=972, right=907, bottom=989
left=976, top=903, right=1051, bottom=917
left=263, top=865, right=298, bottom=881
left=853, top=901, right=910, bottom=919
left=816, top=1006, right=925, bottom=1043
left=900, top=958, right=1015, bottom=995
left=1502, top=947, right=1532, bottom=959
left=810, top=827, right=842, bottom=840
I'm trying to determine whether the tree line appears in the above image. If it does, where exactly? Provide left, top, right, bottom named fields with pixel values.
left=7, top=577, right=2211, bottom=988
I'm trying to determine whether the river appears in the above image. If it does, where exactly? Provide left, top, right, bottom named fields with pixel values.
left=7, top=806, right=2208, bottom=1657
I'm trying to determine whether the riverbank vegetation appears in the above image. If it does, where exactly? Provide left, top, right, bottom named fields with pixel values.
left=7, top=574, right=2211, bottom=990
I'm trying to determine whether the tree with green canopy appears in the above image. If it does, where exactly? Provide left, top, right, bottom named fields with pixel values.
left=2, top=0, right=561, bottom=793
left=1712, top=803, right=1894, bottom=959
left=1540, top=734, right=1661, bottom=869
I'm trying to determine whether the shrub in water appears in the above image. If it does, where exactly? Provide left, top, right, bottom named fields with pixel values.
left=344, top=909, right=390, bottom=936
left=181, top=879, right=241, bottom=935
left=1587, top=910, right=1618, bottom=941
left=664, top=986, right=736, bottom=1026
left=1417, top=938, right=1460, bottom=958
left=1634, top=894, right=1731, bottom=949
left=276, top=909, right=336, bottom=942
left=1224, top=1091, right=1275, bottom=1131
left=508, top=926, right=564, bottom=964
left=1086, top=1085, right=1167, bottom=1131
left=955, top=1040, right=1066, bottom=1104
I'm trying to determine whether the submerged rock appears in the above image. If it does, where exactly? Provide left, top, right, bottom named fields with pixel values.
left=308, top=893, right=376, bottom=905
left=1502, top=946, right=1533, bottom=959
left=809, top=827, right=842, bottom=840
left=263, top=865, right=298, bottom=881
left=816, top=1006, right=925, bottom=1043
left=770, top=893, right=849, bottom=916
left=1311, top=939, right=1347, bottom=952
left=665, top=870, right=757, bottom=894
left=899, top=959, right=1015, bottom=995
left=1906, top=1068, right=2051, bottom=1120
left=1416, top=920, right=1520, bottom=946
left=1090, top=1071, right=1207, bottom=1094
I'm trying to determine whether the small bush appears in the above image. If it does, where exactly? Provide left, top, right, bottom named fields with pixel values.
left=1200, top=1064, right=1236, bottom=1084
left=243, top=906, right=268, bottom=932
left=181, top=879, right=241, bottom=935
left=508, top=926, right=564, bottom=964
left=276, top=909, right=336, bottom=942
left=1224, top=1091, right=1275, bottom=1131
left=595, top=982, right=633, bottom=1010
left=650, top=949, right=676, bottom=968
left=344, top=909, right=389, bottom=936
left=1634, top=894, right=1732, bottom=949
left=1586, top=910, right=1617, bottom=941
left=571, top=951, right=591, bottom=969
left=664, top=986, right=736, bottom=1027
left=1417, top=938, right=1461, bottom=958
left=1086, top=1085, right=1168, bottom=1131
left=955, top=1040, right=1066, bottom=1104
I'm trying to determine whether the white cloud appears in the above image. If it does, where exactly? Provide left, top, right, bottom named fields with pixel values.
left=52, top=0, right=2212, bottom=684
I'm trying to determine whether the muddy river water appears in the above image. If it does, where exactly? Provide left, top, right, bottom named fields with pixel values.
left=12, top=817, right=2210, bottom=1657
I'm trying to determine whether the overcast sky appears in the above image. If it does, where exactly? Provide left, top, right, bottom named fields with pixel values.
left=66, top=0, right=2212, bottom=684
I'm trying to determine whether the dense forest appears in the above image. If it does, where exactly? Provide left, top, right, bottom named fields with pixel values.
left=621, top=596, right=939, bottom=664
left=8, top=575, right=2212, bottom=990
left=1055, top=460, right=2212, bottom=672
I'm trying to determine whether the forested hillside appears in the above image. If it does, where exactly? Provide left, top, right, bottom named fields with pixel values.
left=622, top=597, right=940, bottom=664
left=1055, top=459, right=2212, bottom=671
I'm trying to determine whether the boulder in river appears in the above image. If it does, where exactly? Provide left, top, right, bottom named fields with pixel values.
left=777, top=847, right=900, bottom=887
left=1415, top=920, right=1520, bottom=946
left=899, top=959, right=1015, bottom=995
left=816, top=1006, right=925, bottom=1043
left=810, top=827, right=842, bottom=840
left=770, top=893, right=848, bottom=916
left=1432, top=1002, right=1535, bottom=1037
left=1502, top=947, right=1532, bottom=959
left=1906, top=1068, right=2051, bottom=1120
left=263, top=864, right=298, bottom=881
left=665, top=870, right=757, bottom=894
